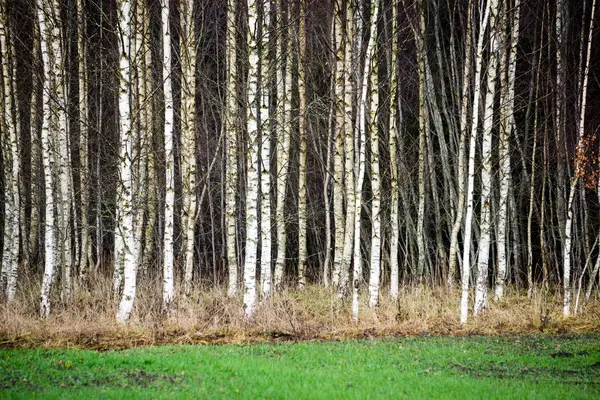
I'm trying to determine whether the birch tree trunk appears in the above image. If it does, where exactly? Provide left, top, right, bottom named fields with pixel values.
left=351, top=79, right=368, bottom=320
left=115, top=0, right=139, bottom=323
left=46, top=0, right=73, bottom=303
left=473, top=0, right=500, bottom=317
left=368, top=0, right=381, bottom=309
left=78, top=0, right=92, bottom=284
left=297, top=0, right=308, bottom=289
left=331, top=0, right=345, bottom=288
left=416, top=0, right=427, bottom=282
left=181, top=0, right=198, bottom=295
left=495, top=0, right=520, bottom=301
left=555, top=0, right=567, bottom=258
left=0, top=5, right=20, bottom=302
left=339, top=0, right=356, bottom=295
left=225, top=0, right=239, bottom=297
left=448, top=4, right=472, bottom=289
left=135, top=0, right=153, bottom=277
left=260, top=0, right=273, bottom=298
left=161, top=0, right=175, bottom=313
left=461, top=0, right=491, bottom=324
left=388, top=0, right=400, bottom=300
left=244, top=0, right=260, bottom=317
left=273, top=0, right=292, bottom=291
left=38, top=0, right=57, bottom=317
left=564, top=0, right=596, bottom=315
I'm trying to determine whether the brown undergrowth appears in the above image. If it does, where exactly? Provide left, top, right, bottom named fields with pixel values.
left=1, top=274, right=599, bottom=350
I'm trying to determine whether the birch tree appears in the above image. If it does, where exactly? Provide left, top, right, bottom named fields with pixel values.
left=339, top=0, right=356, bottom=294
left=0, top=2, right=20, bottom=302
left=225, top=0, right=239, bottom=296
left=331, top=0, right=345, bottom=288
left=297, top=0, right=308, bottom=289
left=416, top=0, right=427, bottom=282
left=496, top=0, right=520, bottom=301
left=368, top=0, right=381, bottom=308
left=448, top=4, right=472, bottom=289
left=181, top=0, right=198, bottom=295
left=260, top=0, right=273, bottom=298
left=244, top=0, right=261, bottom=317
left=473, top=0, right=500, bottom=317
left=38, top=0, right=58, bottom=317
left=273, top=0, right=292, bottom=291
left=388, top=0, right=400, bottom=300
left=162, top=0, right=175, bottom=312
left=77, top=0, right=92, bottom=283
left=461, top=0, right=491, bottom=324
left=115, top=0, right=139, bottom=323
left=49, top=0, right=74, bottom=303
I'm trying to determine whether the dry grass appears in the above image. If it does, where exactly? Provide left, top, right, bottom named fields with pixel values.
left=1, top=273, right=599, bottom=350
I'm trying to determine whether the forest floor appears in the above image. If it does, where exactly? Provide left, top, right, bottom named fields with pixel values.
left=1, top=334, right=599, bottom=399
left=0, top=281, right=599, bottom=350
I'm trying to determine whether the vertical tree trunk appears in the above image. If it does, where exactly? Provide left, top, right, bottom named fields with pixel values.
left=461, top=0, right=491, bottom=324
left=0, top=5, right=20, bottom=302
left=225, top=0, right=239, bottom=297
left=555, top=0, right=567, bottom=259
left=181, top=0, right=198, bottom=295
left=496, top=0, right=520, bottom=301
left=37, top=0, right=57, bottom=317
left=297, top=0, right=308, bottom=289
left=260, top=0, right=273, bottom=298
left=473, top=0, right=499, bottom=317
left=78, top=0, right=92, bottom=285
left=416, top=0, right=427, bottom=282
left=331, top=0, right=345, bottom=288
left=273, top=0, right=292, bottom=291
left=367, top=0, right=381, bottom=309
left=339, top=0, right=356, bottom=295
left=162, top=0, right=175, bottom=313
left=352, top=0, right=377, bottom=319
left=244, top=0, right=261, bottom=317
left=115, top=0, right=140, bottom=323
left=448, top=4, right=472, bottom=289
left=48, top=0, right=73, bottom=303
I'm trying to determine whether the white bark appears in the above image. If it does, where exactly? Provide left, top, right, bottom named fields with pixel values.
left=115, top=0, right=139, bottom=323
left=260, top=0, right=273, bottom=298
left=181, top=0, right=197, bottom=295
left=367, top=0, right=381, bottom=309
left=448, top=5, right=472, bottom=289
left=416, top=0, right=427, bottom=281
left=38, top=0, right=56, bottom=317
left=473, top=0, right=499, bottom=317
left=351, top=94, right=368, bottom=320
left=244, top=0, right=260, bottom=317
left=45, top=0, right=73, bottom=302
left=273, top=0, right=292, bottom=291
left=297, top=0, right=308, bottom=289
left=563, top=179, right=577, bottom=316
left=332, top=1, right=345, bottom=288
left=225, top=0, right=239, bottom=296
left=496, top=0, right=520, bottom=301
left=162, top=0, right=175, bottom=312
left=339, top=0, right=356, bottom=295
left=461, top=1, right=491, bottom=324
left=0, top=10, right=19, bottom=302
left=388, top=0, right=400, bottom=301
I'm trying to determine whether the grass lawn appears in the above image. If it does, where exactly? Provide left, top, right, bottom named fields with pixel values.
left=1, top=334, right=599, bottom=399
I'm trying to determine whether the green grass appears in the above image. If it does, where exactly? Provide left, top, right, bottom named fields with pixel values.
left=1, top=334, right=599, bottom=399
